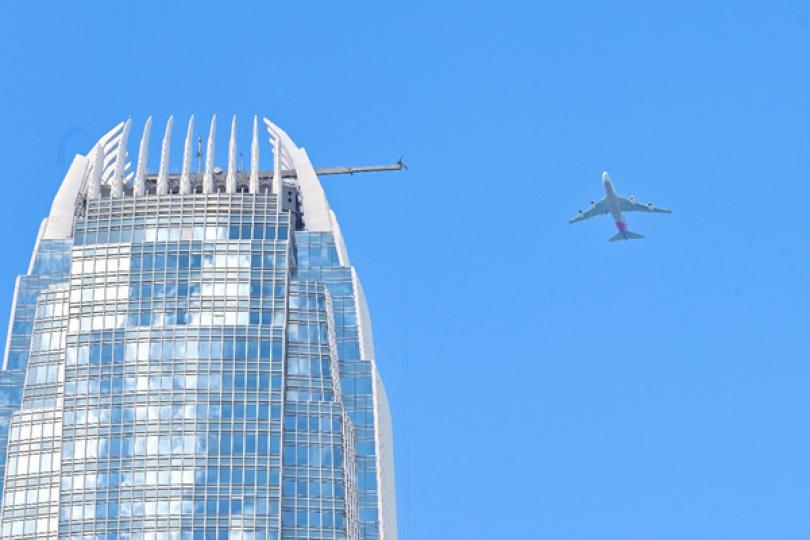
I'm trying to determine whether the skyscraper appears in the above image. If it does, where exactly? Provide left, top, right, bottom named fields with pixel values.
left=0, top=116, right=397, bottom=540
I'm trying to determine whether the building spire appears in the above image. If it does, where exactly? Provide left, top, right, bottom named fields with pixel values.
left=110, top=119, right=131, bottom=197
left=134, top=116, right=152, bottom=196
left=226, top=115, right=238, bottom=193
left=250, top=115, right=260, bottom=193
left=180, top=115, right=195, bottom=194
left=157, top=116, right=174, bottom=195
left=204, top=115, right=217, bottom=194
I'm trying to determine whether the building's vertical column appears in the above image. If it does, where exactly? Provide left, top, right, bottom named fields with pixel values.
left=0, top=287, right=69, bottom=539
left=280, top=281, right=358, bottom=539
left=55, top=193, right=293, bottom=539
left=0, top=239, right=71, bottom=512
left=293, top=231, right=385, bottom=540
left=58, top=201, right=134, bottom=538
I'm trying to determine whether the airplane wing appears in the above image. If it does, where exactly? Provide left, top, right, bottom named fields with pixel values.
left=569, top=198, right=609, bottom=224
left=617, top=196, right=672, bottom=214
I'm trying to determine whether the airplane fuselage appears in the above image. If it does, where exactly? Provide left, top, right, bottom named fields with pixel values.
left=602, top=174, right=629, bottom=237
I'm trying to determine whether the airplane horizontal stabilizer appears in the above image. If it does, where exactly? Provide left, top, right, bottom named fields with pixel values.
left=609, top=231, right=645, bottom=242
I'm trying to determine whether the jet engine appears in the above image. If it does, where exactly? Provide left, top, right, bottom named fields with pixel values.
left=628, top=195, right=635, bottom=202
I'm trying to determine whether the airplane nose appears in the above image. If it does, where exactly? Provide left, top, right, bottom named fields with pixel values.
left=602, top=171, right=610, bottom=183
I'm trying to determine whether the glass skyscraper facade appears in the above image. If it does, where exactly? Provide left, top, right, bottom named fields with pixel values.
left=0, top=116, right=396, bottom=540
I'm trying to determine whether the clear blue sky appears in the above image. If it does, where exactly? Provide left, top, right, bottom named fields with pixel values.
left=2, top=2, right=809, bottom=538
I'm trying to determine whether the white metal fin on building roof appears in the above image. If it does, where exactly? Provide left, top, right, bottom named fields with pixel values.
left=87, top=144, right=104, bottom=200
left=97, top=122, right=129, bottom=189
left=250, top=115, right=260, bottom=193
left=104, top=160, right=130, bottom=185
left=226, top=115, right=237, bottom=193
left=44, top=114, right=402, bottom=236
left=44, top=120, right=125, bottom=239
left=264, top=117, right=332, bottom=231
left=204, top=115, right=217, bottom=194
left=110, top=119, right=131, bottom=197
left=180, top=115, right=195, bottom=194
left=265, top=123, right=282, bottom=195
left=102, top=149, right=116, bottom=172
left=134, top=116, right=152, bottom=196
left=156, top=116, right=174, bottom=195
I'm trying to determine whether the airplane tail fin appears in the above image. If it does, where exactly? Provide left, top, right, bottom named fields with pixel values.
left=609, top=231, right=645, bottom=242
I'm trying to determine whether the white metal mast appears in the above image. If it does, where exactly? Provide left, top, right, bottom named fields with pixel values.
left=226, top=115, right=238, bottom=193
left=250, top=115, right=260, bottom=193
left=156, top=116, right=174, bottom=195
left=110, top=119, right=131, bottom=197
left=133, top=116, right=152, bottom=196
left=203, top=115, right=217, bottom=194
left=180, top=115, right=195, bottom=194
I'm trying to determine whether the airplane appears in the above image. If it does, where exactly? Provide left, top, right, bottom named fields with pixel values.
left=570, top=171, right=671, bottom=241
